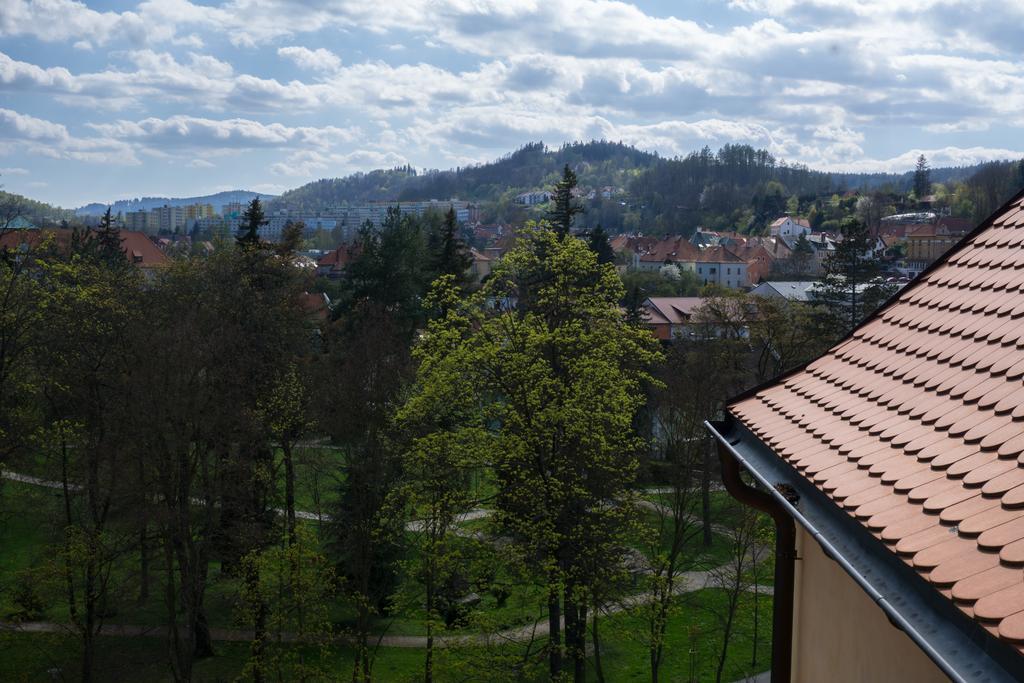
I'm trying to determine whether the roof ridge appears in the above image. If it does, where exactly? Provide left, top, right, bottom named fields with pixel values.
left=726, top=187, right=1024, bottom=407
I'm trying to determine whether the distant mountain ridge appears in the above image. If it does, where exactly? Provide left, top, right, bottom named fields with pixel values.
left=75, top=190, right=277, bottom=216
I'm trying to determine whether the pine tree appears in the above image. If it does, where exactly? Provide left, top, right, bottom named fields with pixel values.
left=95, top=206, right=123, bottom=266
left=587, top=224, right=615, bottom=265
left=547, top=164, right=583, bottom=238
left=818, top=216, right=897, bottom=336
left=430, top=207, right=472, bottom=287
left=913, top=154, right=931, bottom=199
left=237, top=197, right=268, bottom=248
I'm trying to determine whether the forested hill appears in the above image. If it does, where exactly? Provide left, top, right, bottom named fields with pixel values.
left=273, top=141, right=1017, bottom=230
left=75, top=190, right=275, bottom=216
left=1, top=191, right=76, bottom=226
left=273, top=141, right=657, bottom=211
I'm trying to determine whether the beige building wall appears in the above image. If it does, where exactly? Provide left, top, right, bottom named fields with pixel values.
left=791, top=527, right=947, bottom=683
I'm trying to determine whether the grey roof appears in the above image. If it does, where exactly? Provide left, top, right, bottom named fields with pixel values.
left=749, top=280, right=819, bottom=301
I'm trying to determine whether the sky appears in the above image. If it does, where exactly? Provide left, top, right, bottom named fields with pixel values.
left=2, top=0, right=1024, bottom=208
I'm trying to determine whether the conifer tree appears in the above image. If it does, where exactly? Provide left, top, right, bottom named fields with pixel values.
left=818, top=216, right=896, bottom=336
left=587, top=224, right=615, bottom=265
left=548, top=164, right=583, bottom=238
left=237, top=197, right=268, bottom=248
left=95, top=206, right=123, bottom=267
left=430, top=206, right=473, bottom=287
left=914, top=154, right=931, bottom=199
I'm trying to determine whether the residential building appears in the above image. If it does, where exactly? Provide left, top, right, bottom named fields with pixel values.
left=315, top=243, right=361, bottom=278
left=905, top=219, right=972, bottom=263
left=154, top=205, right=187, bottom=233
left=0, top=228, right=168, bottom=272
left=682, top=246, right=748, bottom=289
left=183, top=203, right=215, bottom=221
left=729, top=243, right=775, bottom=285
left=222, top=201, right=244, bottom=218
left=635, top=236, right=700, bottom=271
left=706, top=192, right=1024, bottom=682
left=640, top=297, right=704, bottom=340
left=641, top=296, right=751, bottom=341
left=469, top=248, right=492, bottom=282
left=769, top=215, right=812, bottom=237
left=633, top=237, right=750, bottom=289
left=515, top=190, right=551, bottom=206
left=124, top=210, right=157, bottom=234
left=748, top=280, right=819, bottom=302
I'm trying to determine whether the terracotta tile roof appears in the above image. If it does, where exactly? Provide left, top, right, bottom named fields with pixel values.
left=727, top=191, right=1024, bottom=651
left=694, top=245, right=746, bottom=264
left=638, top=236, right=700, bottom=263
left=641, top=297, right=704, bottom=325
left=0, top=228, right=167, bottom=267
left=118, top=230, right=169, bottom=268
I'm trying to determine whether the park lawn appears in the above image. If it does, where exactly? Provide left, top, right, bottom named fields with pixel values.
left=595, top=587, right=773, bottom=682
left=0, top=588, right=771, bottom=682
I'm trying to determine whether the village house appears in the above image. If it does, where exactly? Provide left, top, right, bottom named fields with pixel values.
left=707, top=191, right=1024, bottom=682
left=631, top=236, right=752, bottom=289
left=0, top=228, right=169, bottom=273
left=769, top=216, right=812, bottom=238
left=315, top=243, right=361, bottom=278
left=640, top=296, right=751, bottom=341
left=469, top=247, right=492, bottom=282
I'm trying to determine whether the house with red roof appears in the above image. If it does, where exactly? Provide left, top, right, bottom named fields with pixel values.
left=0, top=228, right=169, bottom=271
left=707, top=191, right=1024, bottom=682
left=315, top=243, right=361, bottom=278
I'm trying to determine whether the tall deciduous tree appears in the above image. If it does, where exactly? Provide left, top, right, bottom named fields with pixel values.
left=407, top=227, right=660, bottom=681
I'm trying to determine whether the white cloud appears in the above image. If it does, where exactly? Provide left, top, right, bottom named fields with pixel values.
left=824, top=146, right=1024, bottom=173
left=277, top=46, right=341, bottom=72
left=0, top=107, right=138, bottom=165
left=270, top=149, right=408, bottom=177
left=0, top=166, right=29, bottom=175
left=88, top=115, right=358, bottom=150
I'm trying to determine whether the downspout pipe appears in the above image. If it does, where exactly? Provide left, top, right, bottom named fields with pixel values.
left=713, top=432, right=795, bottom=683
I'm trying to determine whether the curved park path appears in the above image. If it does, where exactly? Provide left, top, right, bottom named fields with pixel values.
left=1, top=469, right=770, bottom=648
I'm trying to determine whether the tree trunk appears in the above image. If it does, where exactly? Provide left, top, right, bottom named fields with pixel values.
left=701, top=443, right=712, bottom=547
left=574, top=603, right=587, bottom=683
left=592, top=609, right=605, bottom=683
left=283, top=440, right=297, bottom=545
left=424, top=561, right=434, bottom=683
left=139, top=525, right=150, bottom=603
left=548, top=585, right=562, bottom=678
left=248, top=560, right=267, bottom=683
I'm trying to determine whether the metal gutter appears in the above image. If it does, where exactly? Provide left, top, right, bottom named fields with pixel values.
left=717, top=437, right=795, bottom=683
left=706, top=416, right=1024, bottom=683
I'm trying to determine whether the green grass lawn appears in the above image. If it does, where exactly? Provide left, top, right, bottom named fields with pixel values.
left=0, top=587, right=771, bottom=682
left=1, top=472, right=773, bottom=682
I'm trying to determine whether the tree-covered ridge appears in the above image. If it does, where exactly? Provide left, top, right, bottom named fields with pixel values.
left=273, top=140, right=1024, bottom=237
left=0, top=190, right=76, bottom=227
left=273, top=141, right=656, bottom=211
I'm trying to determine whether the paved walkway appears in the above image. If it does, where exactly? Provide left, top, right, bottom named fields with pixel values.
left=0, top=569, right=772, bottom=649
left=2, top=469, right=770, bottom=648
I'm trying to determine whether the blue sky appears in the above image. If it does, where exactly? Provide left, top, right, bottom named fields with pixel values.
left=2, top=0, right=1024, bottom=208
